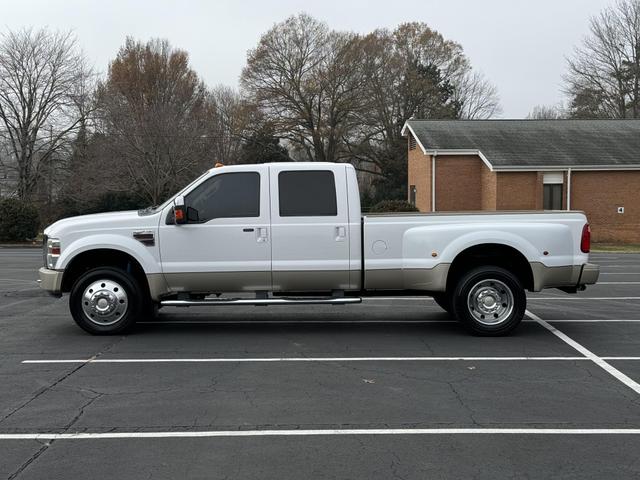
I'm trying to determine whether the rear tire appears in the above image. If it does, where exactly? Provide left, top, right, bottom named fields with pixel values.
left=69, top=267, right=145, bottom=335
left=451, top=266, right=526, bottom=336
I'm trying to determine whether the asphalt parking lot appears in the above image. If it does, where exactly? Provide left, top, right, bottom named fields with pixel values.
left=1, top=249, right=640, bottom=479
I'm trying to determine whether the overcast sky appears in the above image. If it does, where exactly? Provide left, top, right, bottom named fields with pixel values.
left=3, top=0, right=613, bottom=117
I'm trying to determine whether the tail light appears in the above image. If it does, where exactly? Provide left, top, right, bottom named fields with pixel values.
left=580, top=224, right=591, bottom=253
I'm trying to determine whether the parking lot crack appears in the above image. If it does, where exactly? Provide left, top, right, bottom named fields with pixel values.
left=0, top=336, right=125, bottom=426
left=6, top=441, right=52, bottom=480
left=447, top=380, right=481, bottom=427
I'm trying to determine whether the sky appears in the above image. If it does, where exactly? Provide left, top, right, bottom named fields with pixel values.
left=2, top=0, right=614, bottom=118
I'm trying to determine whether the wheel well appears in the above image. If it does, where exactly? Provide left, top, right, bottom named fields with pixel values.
left=61, top=249, right=150, bottom=297
left=447, top=244, right=534, bottom=291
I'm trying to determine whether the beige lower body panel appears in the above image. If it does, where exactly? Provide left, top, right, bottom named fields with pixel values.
left=530, top=263, right=582, bottom=291
left=365, top=264, right=450, bottom=291
left=272, top=270, right=356, bottom=292
left=38, top=267, right=63, bottom=294
left=160, top=271, right=271, bottom=297
left=156, top=270, right=357, bottom=298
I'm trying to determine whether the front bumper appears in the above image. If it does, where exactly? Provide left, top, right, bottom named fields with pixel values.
left=578, top=263, right=600, bottom=286
left=38, top=267, right=63, bottom=296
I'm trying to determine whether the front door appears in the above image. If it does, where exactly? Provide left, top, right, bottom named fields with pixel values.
left=158, top=165, right=271, bottom=293
left=269, top=164, right=350, bottom=292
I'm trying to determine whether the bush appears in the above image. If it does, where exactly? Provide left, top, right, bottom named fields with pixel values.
left=0, top=198, right=40, bottom=242
left=368, top=199, right=419, bottom=213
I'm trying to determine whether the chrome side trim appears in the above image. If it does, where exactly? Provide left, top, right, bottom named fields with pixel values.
left=161, top=297, right=362, bottom=307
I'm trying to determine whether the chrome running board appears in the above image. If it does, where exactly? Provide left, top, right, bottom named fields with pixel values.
left=160, top=297, right=362, bottom=307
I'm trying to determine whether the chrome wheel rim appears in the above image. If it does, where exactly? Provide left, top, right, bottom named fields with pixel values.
left=81, top=279, right=128, bottom=326
left=467, top=279, right=514, bottom=326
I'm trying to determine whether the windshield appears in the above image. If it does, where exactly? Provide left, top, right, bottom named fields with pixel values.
left=137, top=170, right=213, bottom=216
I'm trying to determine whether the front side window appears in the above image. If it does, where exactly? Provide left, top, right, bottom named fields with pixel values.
left=278, top=170, right=337, bottom=217
left=186, top=172, right=260, bottom=222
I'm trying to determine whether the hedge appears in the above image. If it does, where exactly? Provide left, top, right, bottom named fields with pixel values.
left=0, top=198, right=39, bottom=242
left=368, top=199, right=419, bottom=213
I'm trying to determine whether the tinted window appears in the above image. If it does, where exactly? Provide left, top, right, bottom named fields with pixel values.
left=186, top=172, right=260, bottom=222
left=279, top=170, right=337, bottom=217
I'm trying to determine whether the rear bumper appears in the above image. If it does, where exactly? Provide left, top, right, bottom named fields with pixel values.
left=578, top=263, right=600, bottom=286
left=38, top=267, right=63, bottom=296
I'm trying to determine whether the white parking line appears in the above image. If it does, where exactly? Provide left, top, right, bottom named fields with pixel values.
left=364, top=297, right=640, bottom=302
left=22, top=356, right=590, bottom=364
left=547, top=319, right=640, bottom=323
left=1, top=428, right=640, bottom=440
left=528, top=297, right=640, bottom=300
left=601, top=273, right=640, bottom=276
left=526, top=310, right=640, bottom=395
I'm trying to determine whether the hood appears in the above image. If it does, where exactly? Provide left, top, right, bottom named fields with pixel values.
left=44, top=210, right=153, bottom=238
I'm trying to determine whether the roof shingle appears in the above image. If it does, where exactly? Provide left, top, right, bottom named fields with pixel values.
left=404, top=119, right=640, bottom=168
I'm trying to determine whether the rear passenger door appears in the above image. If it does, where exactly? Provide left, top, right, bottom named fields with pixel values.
left=269, top=165, right=350, bottom=292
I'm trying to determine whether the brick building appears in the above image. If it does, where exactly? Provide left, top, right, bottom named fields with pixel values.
left=403, top=119, right=640, bottom=244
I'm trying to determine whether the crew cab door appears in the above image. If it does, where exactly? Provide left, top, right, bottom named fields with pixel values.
left=158, top=165, right=271, bottom=292
left=269, top=164, right=351, bottom=292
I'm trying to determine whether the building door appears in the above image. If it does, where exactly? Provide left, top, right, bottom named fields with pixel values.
left=543, top=172, right=564, bottom=210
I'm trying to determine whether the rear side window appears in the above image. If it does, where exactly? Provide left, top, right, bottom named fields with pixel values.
left=278, top=170, right=337, bottom=217
left=186, top=172, right=260, bottom=222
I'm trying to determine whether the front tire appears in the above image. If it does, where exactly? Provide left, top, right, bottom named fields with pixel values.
left=451, top=266, right=526, bottom=336
left=69, top=267, right=145, bottom=335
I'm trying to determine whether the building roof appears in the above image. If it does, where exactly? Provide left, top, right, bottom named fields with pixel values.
left=402, top=119, right=640, bottom=170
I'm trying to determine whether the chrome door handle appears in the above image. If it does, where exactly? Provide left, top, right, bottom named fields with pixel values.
left=257, top=227, right=268, bottom=243
left=335, top=226, right=346, bottom=242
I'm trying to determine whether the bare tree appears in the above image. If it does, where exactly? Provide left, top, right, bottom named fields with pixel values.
left=0, top=28, right=90, bottom=201
left=565, top=0, right=640, bottom=118
left=344, top=23, right=500, bottom=201
left=526, top=104, right=567, bottom=119
left=208, top=86, right=252, bottom=164
left=241, top=14, right=367, bottom=162
left=453, top=71, right=502, bottom=119
left=96, top=38, right=212, bottom=204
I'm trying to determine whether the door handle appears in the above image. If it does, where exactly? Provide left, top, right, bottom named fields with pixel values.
left=243, top=228, right=255, bottom=232
left=257, top=227, right=268, bottom=243
left=335, top=226, right=347, bottom=242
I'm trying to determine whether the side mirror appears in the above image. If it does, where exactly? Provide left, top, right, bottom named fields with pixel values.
left=174, top=196, right=187, bottom=224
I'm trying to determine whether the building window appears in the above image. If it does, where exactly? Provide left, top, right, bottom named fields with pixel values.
left=409, top=134, right=416, bottom=150
left=409, top=185, right=416, bottom=206
left=543, top=172, right=564, bottom=210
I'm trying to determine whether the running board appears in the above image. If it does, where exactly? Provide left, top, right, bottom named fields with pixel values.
left=160, top=297, right=362, bottom=307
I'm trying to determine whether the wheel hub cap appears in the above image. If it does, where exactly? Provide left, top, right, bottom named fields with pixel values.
left=82, top=279, right=128, bottom=326
left=467, top=279, right=514, bottom=325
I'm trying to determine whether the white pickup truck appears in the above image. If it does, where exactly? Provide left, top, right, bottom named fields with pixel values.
left=39, top=162, right=599, bottom=336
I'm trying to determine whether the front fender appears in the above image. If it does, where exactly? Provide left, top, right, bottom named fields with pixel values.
left=57, top=234, right=161, bottom=274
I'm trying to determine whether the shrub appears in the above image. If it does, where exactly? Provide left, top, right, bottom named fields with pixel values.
left=0, top=198, right=40, bottom=242
left=368, top=199, right=419, bottom=213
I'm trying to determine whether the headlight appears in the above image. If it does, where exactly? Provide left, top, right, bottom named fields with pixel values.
left=46, top=237, right=61, bottom=269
